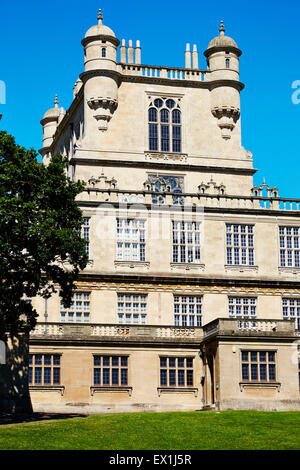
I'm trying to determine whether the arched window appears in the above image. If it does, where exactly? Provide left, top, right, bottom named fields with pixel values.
left=225, top=58, right=230, bottom=69
left=101, top=48, right=106, bottom=58
left=148, top=98, right=182, bottom=153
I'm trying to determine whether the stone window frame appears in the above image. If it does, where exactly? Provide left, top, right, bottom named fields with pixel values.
left=82, top=217, right=90, bottom=259
left=117, top=292, right=147, bottom=324
left=60, top=291, right=91, bottom=323
left=92, top=354, right=129, bottom=387
left=172, top=220, right=201, bottom=265
left=116, top=217, right=146, bottom=262
left=282, top=297, right=300, bottom=330
left=279, top=225, right=300, bottom=269
left=29, top=353, right=62, bottom=386
left=173, top=295, right=202, bottom=327
left=146, top=93, right=184, bottom=154
left=225, top=223, right=255, bottom=267
left=228, top=296, right=257, bottom=327
left=159, top=356, right=195, bottom=389
left=240, top=350, right=277, bottom=383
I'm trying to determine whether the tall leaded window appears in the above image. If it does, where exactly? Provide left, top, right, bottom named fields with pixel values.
left=241, top=351, right=276, bottom=383
left=117, top=293, right=147, bottom=324
left=226, top=224, right=254, bottom=266
left=117, top=219, right=146, bottom=261
left=60, top=292, right=90, bottom=323
left=148, top=97, right=182, bottom=153
left=82, top=217, right=90, bottom=258
left=172, top=221, right=201, bottom=264
left=174, top=295, right=202, bottom=327
left=279, top=226, right=300, bottom=267
left=282, top=298, right=300, bottom=330
left=160, top=357, right=194, bottom=387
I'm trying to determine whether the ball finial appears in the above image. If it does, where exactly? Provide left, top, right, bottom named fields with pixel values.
left=219, top=20, right=225, bottom=35
left=98, top=9, right=103, bottom=24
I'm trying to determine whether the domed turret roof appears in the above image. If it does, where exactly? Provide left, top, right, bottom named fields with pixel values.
left=42, top=95, right=60, bottom=120
left=207, top=21, right=238, bottom=50
left=84, top=9, right=116, bottom=39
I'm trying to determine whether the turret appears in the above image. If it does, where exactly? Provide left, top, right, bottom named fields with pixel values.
left=40, top=95, right=64, bottom=161
left=80, top=9, right=120, bottom=133
left=204, top=21, right=243, bottom=140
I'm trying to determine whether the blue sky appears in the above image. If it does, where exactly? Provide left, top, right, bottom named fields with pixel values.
left=0, top=0, right=299, bottom=197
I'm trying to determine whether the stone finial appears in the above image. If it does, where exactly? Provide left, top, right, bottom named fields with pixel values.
left=54, top=94, right=59, bottom=108
left=219, top=20, right=225, bottom=36
left=98, top=9, right=103, bottom=24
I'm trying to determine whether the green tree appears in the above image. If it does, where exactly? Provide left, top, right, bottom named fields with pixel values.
left=0, top=131, right=88, bottom=413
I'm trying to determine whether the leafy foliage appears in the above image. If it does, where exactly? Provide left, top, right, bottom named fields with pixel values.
left=0, top=131, right=88, bottom=334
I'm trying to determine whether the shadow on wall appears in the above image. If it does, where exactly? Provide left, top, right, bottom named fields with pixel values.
left=0, top=333, right=33, bottom=415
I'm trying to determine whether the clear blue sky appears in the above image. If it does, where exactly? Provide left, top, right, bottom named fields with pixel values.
left=0, top=0, right=299, bottom=197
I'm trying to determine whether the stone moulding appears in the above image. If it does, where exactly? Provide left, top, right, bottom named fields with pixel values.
left=29, top=385, right=65, bottom=396
left=211, top=105, right=240, bottom=140
left=239, top=382, right=281, bottom=392
left=157, top=387, right=198, bottom=397
left=86, top=96, right=118, bottom=131
left=278, top=267, right=300, bottom=275
left=90, top=386, right=133, bottom=396
left=144, top=152, right=188, bottom=163
left=225, top=265, right=259, bottom=273
left=170, top=263, right=205, bottom=272
left=114, top=260, right=150, bottom=269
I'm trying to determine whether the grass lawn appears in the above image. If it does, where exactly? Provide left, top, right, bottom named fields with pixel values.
left=0, top=410, right=300, bottom=450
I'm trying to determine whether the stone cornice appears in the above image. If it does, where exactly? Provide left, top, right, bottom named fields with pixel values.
left=120, top=74, right=244, bottom=91
left=81, top=34, right=120, bottom=47
left=70, top=156, right=257, bottom=175
left=77, top=198, right=300, bottom=218
left=204, top=45, right=242, bottom=57
left=76, top=272, right=300, bottom=289
left=79, top=69, right=121, bottom=83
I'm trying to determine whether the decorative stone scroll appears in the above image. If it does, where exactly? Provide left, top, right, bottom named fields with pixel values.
left=88, top=171, right=117, bottom=190
left=143, top=174, right=184, bottom=205
left=86, top=96, right=118, bottom=131
left=198, top=176, right=226, bottom=195
left=251, top=179, right=279, bottom=198
left=211, top=105, right=240, bottom=140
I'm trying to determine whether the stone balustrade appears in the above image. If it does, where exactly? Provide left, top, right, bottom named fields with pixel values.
left=30, top=320, right=297, bottom=342
left=203, top=318, right=296, bottom=338
left=78, top=187, right=300, bottom=213
left=118, top=63, right=207, bottom=82
left=30, top=323, right=203, bottom=342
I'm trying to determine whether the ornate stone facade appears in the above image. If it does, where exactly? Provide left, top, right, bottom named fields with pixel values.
left=33, top=11, right=300, bottom=413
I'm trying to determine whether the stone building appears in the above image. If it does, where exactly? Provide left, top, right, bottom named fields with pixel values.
left=30, top=10, right=300, bottom=412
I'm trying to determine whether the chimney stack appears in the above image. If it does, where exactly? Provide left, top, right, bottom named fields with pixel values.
left=135, top=40, right=141, bottom=64
left=192, top=44, right=199, bottom=69
left=128, top=40, right=134, bottom=64
left=185, top=43, right=191, bottom=69
left=120, top=39, right=127, bottom=63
